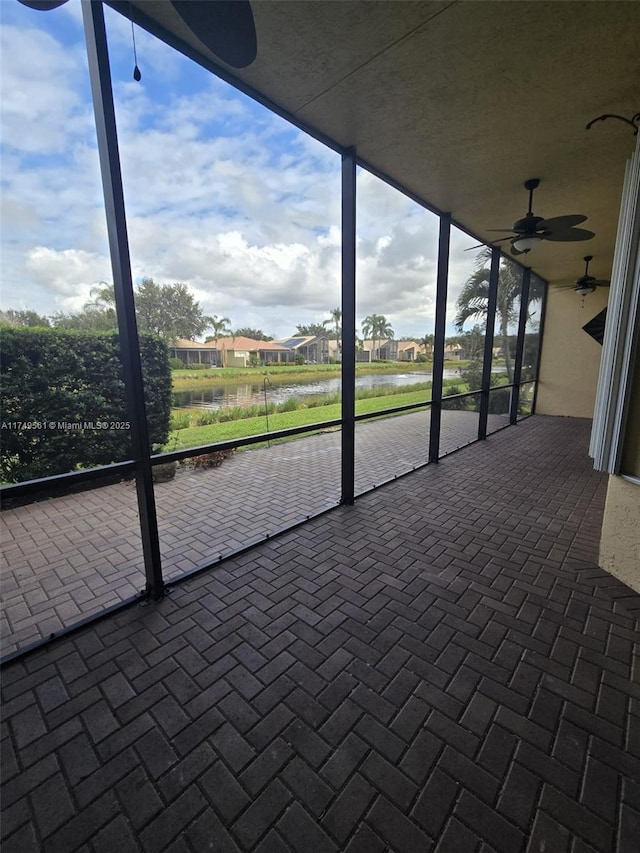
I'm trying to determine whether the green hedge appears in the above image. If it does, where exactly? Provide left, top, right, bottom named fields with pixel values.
left=1, top=328, right=171, bottom=483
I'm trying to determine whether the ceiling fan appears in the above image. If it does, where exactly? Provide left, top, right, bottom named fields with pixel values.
left=18, top=0, right=258, bottom=69
left=554, top=256, right=610, bottom=296
left=470, top=178, right=595, bottom=256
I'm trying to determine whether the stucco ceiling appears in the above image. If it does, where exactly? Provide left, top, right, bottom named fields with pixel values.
left=117, top=0, right=640, bottom=287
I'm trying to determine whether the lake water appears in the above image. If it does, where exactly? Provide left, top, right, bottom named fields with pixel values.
left=173, top=369, right=465, bottom=410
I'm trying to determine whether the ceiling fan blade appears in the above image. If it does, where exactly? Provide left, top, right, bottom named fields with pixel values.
left=464, top=236, right=516, bottom=251
left=543, top=227, right=596, bottom=243
left=17, top=0, right=69, bottom=8
left=484, top=229, right=518, bottom=233
left=171, top=0, right=257, bottom=68
left=554, top=277, right=610, bottom=289
left=538, top=214, right=588, bottom=231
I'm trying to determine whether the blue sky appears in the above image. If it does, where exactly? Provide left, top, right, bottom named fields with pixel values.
left=0, top=0, right=484, bottom=339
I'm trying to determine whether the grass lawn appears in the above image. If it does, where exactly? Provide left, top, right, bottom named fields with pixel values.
left=167, top=385, right=471, bottom=450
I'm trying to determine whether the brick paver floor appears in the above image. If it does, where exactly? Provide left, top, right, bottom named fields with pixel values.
left=0, top=409, right=507, bottom=655
left=2, top=414, right=639, bottom=852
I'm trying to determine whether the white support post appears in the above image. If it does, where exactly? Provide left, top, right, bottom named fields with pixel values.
left=590, top=134, right=640, bottom=473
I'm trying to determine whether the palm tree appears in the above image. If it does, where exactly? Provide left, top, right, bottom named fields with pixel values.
left=324, top=307, right=342, bottom=352
left=82, top=283, right=117, bottom=331
left=86, top=283, right=115, bottom=309
left=420, top=333, right=434, bottom=357
left=361, top=315, right=376, bottom=361
left=209, top=314, right=231, bottom=367
left=376, top=316, right=394, bottom=359
left=362, top=314, right=394, bottom=360
left=455, top=252, right=542, bottom=381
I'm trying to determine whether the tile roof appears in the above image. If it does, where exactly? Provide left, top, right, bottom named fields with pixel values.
left=215, top=336, right=290, bottom=352
left=171, top=338, right=216, bottom=349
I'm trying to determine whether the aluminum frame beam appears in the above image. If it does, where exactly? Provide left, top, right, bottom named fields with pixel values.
left=510, top=266, right=530, bottom=424
left=478, top=247, right=501, bottom=439
left=82, top=0, right=164, bottom=599
left=341, top=149, right=357, bottom=505
left=428, top=214, right=451, bottom=463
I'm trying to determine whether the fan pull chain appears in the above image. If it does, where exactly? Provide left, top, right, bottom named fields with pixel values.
left=130, top=9, right=141, bottom=81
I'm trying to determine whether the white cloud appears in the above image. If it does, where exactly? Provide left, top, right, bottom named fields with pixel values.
left=0, top=23, right=90, bottom=155
left=24, top=246, right=111, bottom=311
left=0, top=4, right=492, bottom=340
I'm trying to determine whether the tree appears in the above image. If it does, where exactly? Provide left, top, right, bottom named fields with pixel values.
left=376, top=316, right=395, bottom=360
left=361, top=314, right=394, bottom=360
left=0, top=309, right=51, bottom=328
left=50, top=306, right=117, bottom=332
left=232, top=327, right=272, bottom=341
left=206, top=314, right=231, bottom=366
left=80, top=283, right=117, bottom=330
left=361, top=315, right=378, bottom=360
left=48, top=284, right=116, bottom=332
left=3, top=279, right=214, bottom=342
left=419, top=333, right=434, bottom=356
left=134, top=278, right=211, bottom=342
left=454, top=252, right=541, bottom=381
left=295, top=322, right=327, bottom=337
left=460, top=325, right=485, bottom=360
left=48, top=279, right=212, bottom=341
left=86, top=283, right=115, bottom=310
left=324, top=307, right=342, bottom=350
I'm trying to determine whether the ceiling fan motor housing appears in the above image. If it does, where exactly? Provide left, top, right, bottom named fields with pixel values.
left=513, top=214, right=544, bottom=234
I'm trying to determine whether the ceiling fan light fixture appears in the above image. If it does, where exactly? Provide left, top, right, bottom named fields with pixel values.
left=575, top=283, right=597, bottom=296
left=512, top=234, right=542, bottom=253
left=487, top=181, right=593, bottom=253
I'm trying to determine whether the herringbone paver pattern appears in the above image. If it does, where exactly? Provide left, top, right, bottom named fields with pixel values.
left=0, top=409, right=506, bottom=655
left=2, top=415, right=639, bottom=852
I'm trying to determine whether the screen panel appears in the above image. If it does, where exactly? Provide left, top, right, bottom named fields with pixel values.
left=0, top=2, right=148, bottom=654
left=440, top=229, right=490, bottom=453
left=353, top=170, right=438, bottom=490
left=104, top=5, right=343, bottom=574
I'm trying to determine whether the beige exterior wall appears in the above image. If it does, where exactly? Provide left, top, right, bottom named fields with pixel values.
left=600, top=476, right=640, bottom=593
left=621, top=350, right=640, bottom=477
left=599, top=350, right=640, bottom=592
left=226, top=352, right=248, bottom=367
left=536, top=288, right=608, bottom=418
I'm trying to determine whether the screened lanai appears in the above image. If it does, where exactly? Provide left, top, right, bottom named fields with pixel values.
left=1, top=0, right=556, bottom=658
left=2, top=3, right=640, bottom=853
